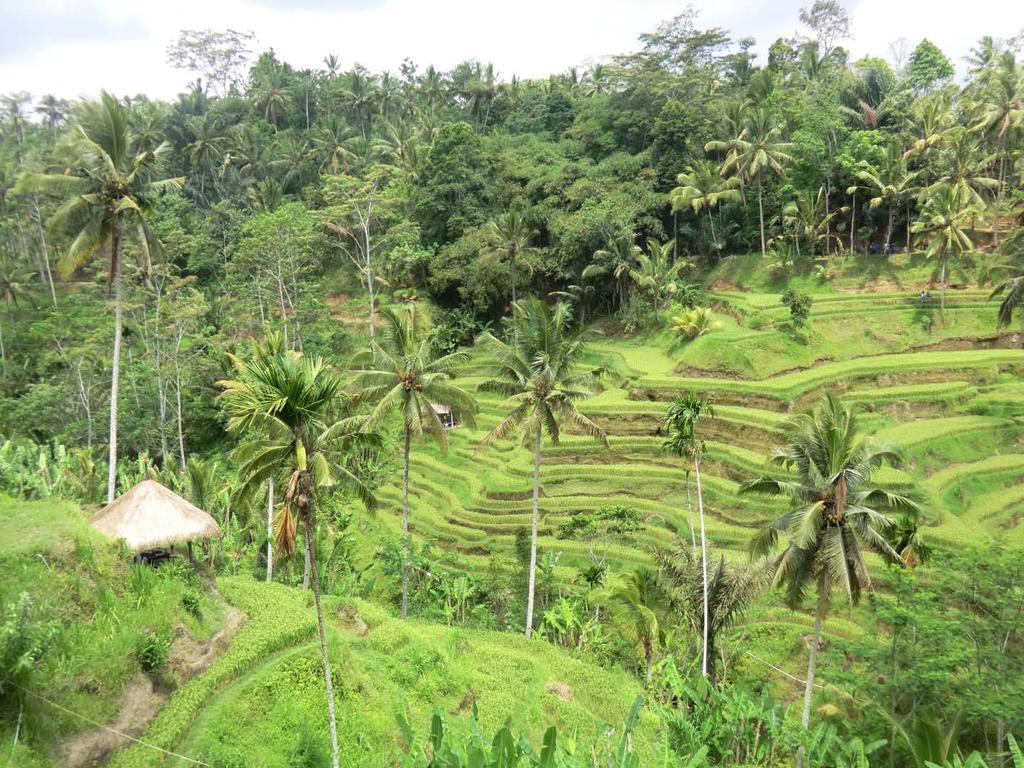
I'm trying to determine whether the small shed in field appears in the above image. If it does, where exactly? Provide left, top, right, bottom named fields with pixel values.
left=430, top=403, right=459, bottom=429
left=90, top=479, right=221, bottom=552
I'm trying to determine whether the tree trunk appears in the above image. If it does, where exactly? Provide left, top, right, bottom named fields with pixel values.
left=174, top=346, right=186, bottom=467
left=707, top=207, right=717, bottom=254
left=757, top=176, right=767, bottom=257
left=906, top=202, right=911, bottom=251
left=685, top=471, right=696, bottom=556
left=995, top=145, right=1005, bottom=246
left=107, top=219, right=123, bottom=504
left=850, top=190, right=856, bottom=254
left=305, top=506, right=340, bottom=768
left=940, top=256, right=947, bottom=314
left=364, top=221, right=376, bottom=339
left=695, top=455, right=710, bottom=680
left=0, top=316, right=5, bottom=364
left=796, top=573, right=829, bottom=768
left=266, top=477, right=274, bottom=583
left=31, top=197, right=58, bottom=307
left=525, top=428, right=541, bottom=638
left=644, top=641, right=654, bottom=687
left=885, top=207, right=894, bottom=251
left=303, top=537, right=311, bottom=590
left=401, top=426, right=412, bottom=619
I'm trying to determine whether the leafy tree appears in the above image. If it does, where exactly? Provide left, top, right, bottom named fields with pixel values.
left=166, top=29, right=255, bottom=97
left=582, top=233, right=642, bottom=314
left=857, top=142, right=917, bottom=250
left=478, top=299, right=606, bottom=637
left=907, top=39, right=955, bottom=93
left=354, top=303, right=477, bottom=618
left=742, top=393, right=916, bottom=763
left=782, top=289, right=813, bottom=328
left=631, top=238, right=687, bottom=323
left=219, top=342, right=378, bottom=768
left=15, top=91, right=183, bottom=502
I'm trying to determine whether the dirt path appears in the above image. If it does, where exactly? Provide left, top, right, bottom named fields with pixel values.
left=58, top=606, right=245, bottom=768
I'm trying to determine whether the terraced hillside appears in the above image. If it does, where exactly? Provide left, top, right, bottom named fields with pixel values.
left=371, top=265, right=1024, bottom=585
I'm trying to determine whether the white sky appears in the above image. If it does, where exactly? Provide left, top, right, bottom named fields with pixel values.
left=1, top=0, right=1022, bottom=102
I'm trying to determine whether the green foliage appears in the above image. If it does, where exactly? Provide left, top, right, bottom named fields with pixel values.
left=0, top=593, right=58, bottom=712
left=134, top=630, right=172, bottom=672
left=781, top=289, right=813, bottom=328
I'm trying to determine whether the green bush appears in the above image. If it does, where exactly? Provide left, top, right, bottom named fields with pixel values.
left=134, top=630, right=171, bottom=672
left=181, top=590, right=202, bottom=617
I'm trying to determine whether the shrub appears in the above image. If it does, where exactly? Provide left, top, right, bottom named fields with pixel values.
left=135, top=630, right=171, bottom=672
left=671, top=307, right=719, bottom=341
left=181, top=590, right=202, bottom=617
left=781, top=289, right=812, bottom=328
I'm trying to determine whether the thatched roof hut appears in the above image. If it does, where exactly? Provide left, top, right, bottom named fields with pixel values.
left=90, top=479, right=222, bottom=551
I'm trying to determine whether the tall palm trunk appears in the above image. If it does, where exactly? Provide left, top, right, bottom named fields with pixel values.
left=885, top=207, right=894, bottom=251
left=850, top=189, right=856, bottom=254
left=757, top=176, right=766, bottom=257
left=695, top=454, right=710, bottom=679
left=940, top=256, right=947, bottom=315
left=266, top=477, right=274, bottom=583
left=685, top=471, right=696, bottom=556
left=525, top=428, right=541, bottom=638
left=796, top=572, right=828, bottom=768
left=401, top=426, right=412, bottom=619
left=304, top=502, right=340, bottom=768
left=107, top=219, right=123, bottom=503
left=707, top=207, right=717, bottom=252
left=644, top=639, right=654, bottom=687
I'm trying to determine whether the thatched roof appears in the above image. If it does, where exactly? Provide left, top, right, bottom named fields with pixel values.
left=90, top=479, right=222, bottom=551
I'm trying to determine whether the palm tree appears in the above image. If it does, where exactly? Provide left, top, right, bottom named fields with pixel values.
left=705, top=108, right=794, bottom=257
left=741, top=393, right=916, bottom=763
left=783, top=188, right=848, bottom=257
left=582, top=233, right=642, bottom=314
left=15, top=91, right=183, bottom=503
left=353, top=303, right=477, bottom=618
left=478, top=299, right=607, bottom=637
left=219, top=344, right=378, bottom=768
left=662, top=392, right=715, bottom=680
left=922, top=128, right=999, bottom=214
left=656, top=542, right=768, bottom=687
left=483, top=210, right=538, bottom=306
left=631, top=238, right=687, bottom=323
left=608, top=567, right=668, bottom=686
left=990, top=272, right=1024, bottom=345
left=912, top=186, right=976, bottom=313
left=34, top=94, right=69, bottom=142
left=670, top=159, right=742, bottom=254
left=857, top=142, right=917, bottom=252
left=0, top=255, right=36, bottom=364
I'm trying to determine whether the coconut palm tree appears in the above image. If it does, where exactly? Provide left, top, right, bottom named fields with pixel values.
left=15, top=91, right=183, bottom=502
left=631, top=239, right=687, bottom=323
left=990, top=272, right=1024, bottom=345
left=922, top=128, right=998, bottom=214
left=783, top=188, right=848, bottom=258
left=663, top=391, right=715, bottom=680
left=705, top=108, right=794, bottom=257
left=912, top=186, right=976, bottom=313
left=608, top=567, right=668, bottom=686
left=741, top=393, right=916, bottom=766
left=582, top=233, right=642, bottom=314
left=656, top=542, right=769, bottom=687
left=858, top=142, right=918, bottom=252
left=0, top=255, right=36, bottom=364
left=353, top=303, right=478, bottom=618
left=483, top=210, right=538, bottom=306
left=670, top=159, right=742, bottom=254
left=219, top=344, right=378, bottom=768
left=478, top=299, right=607, bottom=637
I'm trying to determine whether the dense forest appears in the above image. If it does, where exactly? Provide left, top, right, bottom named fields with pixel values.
left=1, top=2, right=1023, bottom=766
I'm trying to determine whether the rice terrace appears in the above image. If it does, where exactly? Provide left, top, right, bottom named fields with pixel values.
left=1, top=1, right=1023, bottom=767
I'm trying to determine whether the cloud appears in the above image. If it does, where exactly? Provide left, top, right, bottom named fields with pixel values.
left=0, top=1, right=145, bottom=63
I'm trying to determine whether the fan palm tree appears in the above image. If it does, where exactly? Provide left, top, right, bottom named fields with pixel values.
left=219, top=344, right=379, bottom=768
left=912, top=186, right=976, bottom=314
left=705, top=108, right=794, bottom=257
left=631, top=238, right=687, bottom=323
left=656, top=542, right=769, bottom=687
left=483, top=210, right=538, bottom=306
left=741, top=393, right=916, bottom=764
left=582, top=233, right=642, bottom=314
left=670, top=158, right=742, bottom=253
left=608, top=567, right=668, bottom=686
left=663, top=392, right=715, bottom=680
left=353, top=303, right=478, bottom=618
left=478, top=299, right=607, bottom=637
left=15, top=91, right=183, bottom=503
